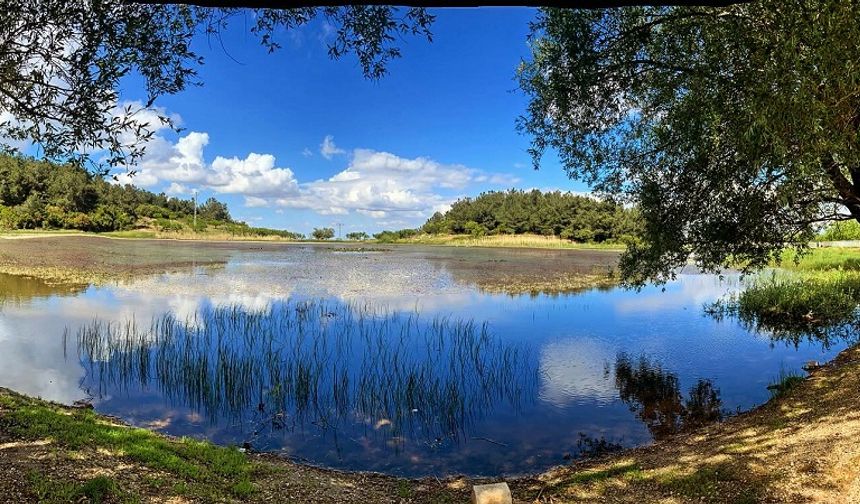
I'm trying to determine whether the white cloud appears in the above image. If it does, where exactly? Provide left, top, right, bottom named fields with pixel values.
left=111, top=115, right=519, bottom=224
left=165, top=182, right=188, bottom=195
left=208, top=153, right=299, bottom=197
left=302, top=148, right=313, bottom=158
left=274, top=149, right=519, bottom=219
left=319, top=135, right=345, bottom=160
left=244, top=196, right=268, bottom=208
left=113, top=132, right=300, bottom=201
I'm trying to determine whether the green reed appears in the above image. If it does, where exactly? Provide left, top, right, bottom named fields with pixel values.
left=71, top=299, right=536, bottom=444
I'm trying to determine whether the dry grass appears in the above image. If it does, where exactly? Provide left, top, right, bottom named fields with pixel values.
left=395, top=233, right=626, bottom=250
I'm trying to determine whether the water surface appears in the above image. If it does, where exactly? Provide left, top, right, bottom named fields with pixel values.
left=0, top=243, right=850, bottom=477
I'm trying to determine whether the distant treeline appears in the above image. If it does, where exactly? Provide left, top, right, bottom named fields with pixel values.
left=375, top=189, right=642, bottom=243
left=0, top=154, right=301, bottom=238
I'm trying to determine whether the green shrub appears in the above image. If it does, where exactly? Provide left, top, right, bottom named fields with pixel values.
left=90, top=204, right=132, bottom=232
left=818, top=220, right=860, bottom=241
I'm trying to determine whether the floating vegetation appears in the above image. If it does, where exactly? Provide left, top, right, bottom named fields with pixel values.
left=71, top=300, right=537, bottom=450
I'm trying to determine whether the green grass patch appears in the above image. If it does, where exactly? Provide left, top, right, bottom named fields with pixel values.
left=0, top=391, right=256, bottom=499
left=656, top=464, right=763, bottom=503
left=553, top=462, right=642, bottom=491
left=709, top=270, right=860, bottom=329
left=766, top=367, right=805, bottom=399
left=776, top=248, right=860, bottom=272
left=27, top=471, right=138, bottom=504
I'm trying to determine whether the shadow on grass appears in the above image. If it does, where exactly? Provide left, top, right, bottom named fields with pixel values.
left=0, top=391, right=256, bottom=500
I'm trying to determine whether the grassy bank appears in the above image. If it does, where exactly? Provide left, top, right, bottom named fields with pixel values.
left=709, top=247, right=860, bottom=338
left=0, top=388, right=464, bottom=503
left=3, top=340, right=860, bottom=503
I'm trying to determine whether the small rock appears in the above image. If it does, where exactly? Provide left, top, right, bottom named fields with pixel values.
left=471, top=482, right=512, bottom=504
left=802, top=360, right=822, bottom=371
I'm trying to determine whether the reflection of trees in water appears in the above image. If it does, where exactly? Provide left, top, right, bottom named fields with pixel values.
left=706, top=301, right=860, bottom=351
left=0, top=272, right=86, bottom=305
left=613, top=354, right=723, bottom=439
left=72, top=300, right=537, bottom=448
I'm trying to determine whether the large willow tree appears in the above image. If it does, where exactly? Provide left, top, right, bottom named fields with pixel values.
left=519, top=2, right=860, bottom=284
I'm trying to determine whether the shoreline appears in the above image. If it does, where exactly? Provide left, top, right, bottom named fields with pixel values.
left=0, top=229, right=627, bottom=251
left=1, top=342, right=858, bottom=502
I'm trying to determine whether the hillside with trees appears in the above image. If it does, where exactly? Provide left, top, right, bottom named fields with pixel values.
left=0, top=154, right=301, bottom=239
left=414, top=189, right=641, bottom=243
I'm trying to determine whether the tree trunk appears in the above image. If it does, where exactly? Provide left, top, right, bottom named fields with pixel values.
left=824, top=157, right=860, bottom=222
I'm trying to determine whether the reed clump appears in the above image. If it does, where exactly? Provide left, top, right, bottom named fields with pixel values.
left=708, top=270, right=860, bottom=332
left=72, top=300, right=536, bottom=448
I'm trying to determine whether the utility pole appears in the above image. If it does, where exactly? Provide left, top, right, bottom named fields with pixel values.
left=193, top=189, right=198, bottom=229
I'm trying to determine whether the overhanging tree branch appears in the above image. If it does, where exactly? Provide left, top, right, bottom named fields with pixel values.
left=128, top=1, right=750, bottom=9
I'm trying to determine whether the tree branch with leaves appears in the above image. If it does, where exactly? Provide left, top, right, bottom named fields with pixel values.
left=519, top=1, right=860, bottom=285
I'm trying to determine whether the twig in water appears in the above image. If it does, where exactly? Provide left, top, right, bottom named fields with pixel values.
left=472, top=436, right=509, bottom=447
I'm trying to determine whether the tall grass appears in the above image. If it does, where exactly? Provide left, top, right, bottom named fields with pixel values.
left=707, top=270, right=860, bottom=346
left=71, top=300, right=536, bottom=446
left=776, top=247, right=860, bottom=272
left=766, top=366, right=805, bottom=399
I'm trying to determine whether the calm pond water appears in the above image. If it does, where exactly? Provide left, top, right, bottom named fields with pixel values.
left=0, top=243, right=852, bottom=477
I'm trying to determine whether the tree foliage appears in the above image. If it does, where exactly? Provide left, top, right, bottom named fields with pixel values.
left=0, top=153, right=274, bottom=234
left=312, top=227, right=335, bottom=240
left=346, top=231, right=369, bottom=240
left=0, top=2, right=434, bottom=170
left=420, top=189, right=641, bottom=242
left=519, top=2, right=860, bottom=285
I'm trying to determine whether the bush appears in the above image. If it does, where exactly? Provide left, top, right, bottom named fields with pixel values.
left=312, top=227, right=335, bottom=240
left=90, top=204, right=132, bottom=232
left=65, top=212, right=91, bottom=230
left=156, top=219, right=184, bottom=232
left=0, top=205, right=22, bottom=229
left=818, top=220, right=860, bottom=241
left=43, top=205, right=68, bottom=229
left=464, top=221, right=487, bottom=238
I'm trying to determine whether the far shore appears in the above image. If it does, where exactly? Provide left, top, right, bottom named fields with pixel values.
left=0, top=228, right=627, bottom=251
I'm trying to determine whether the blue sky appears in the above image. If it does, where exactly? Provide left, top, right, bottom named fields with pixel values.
left=113, top=7, right=586, bottom=236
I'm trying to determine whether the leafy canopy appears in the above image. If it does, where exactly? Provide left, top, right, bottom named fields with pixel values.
left=519, top=2, right=860, bottom=285
left=0, top=2, right=434, bottom=171
left=421, top=188, right=641, bottom=243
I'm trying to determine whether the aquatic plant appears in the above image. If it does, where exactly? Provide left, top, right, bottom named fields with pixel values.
left=71, top=299, right=536, bottom=450
left=706, top=270, right=860, bottom=348
left=766, top=366, right=805, bottom=399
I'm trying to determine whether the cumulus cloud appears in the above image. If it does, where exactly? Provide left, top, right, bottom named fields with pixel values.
left=274, top=149, right=518, bottom=218
left=319, top=135, right=345, bottom=159
left=113, top=132, right=300, bottom=199
left=112, top=117, right=519, bottom=225
left=208, top=153, right=299, bottom=197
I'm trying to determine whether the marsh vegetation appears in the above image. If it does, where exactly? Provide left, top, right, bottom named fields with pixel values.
left=72, top=300, right=536, bottom=455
